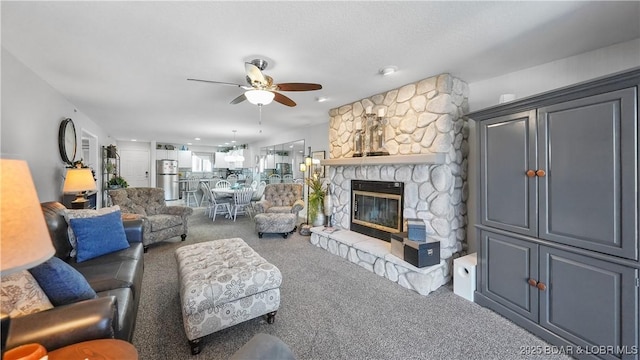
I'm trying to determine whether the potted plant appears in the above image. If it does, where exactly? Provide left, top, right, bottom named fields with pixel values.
left=108, top=176, right=129, bottom=189
left=306, top=174, right=326, bottom=226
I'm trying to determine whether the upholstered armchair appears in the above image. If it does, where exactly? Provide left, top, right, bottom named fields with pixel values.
left=254, top=183, right=304, bottom=215
left=108, top=187, right=193, bottom=251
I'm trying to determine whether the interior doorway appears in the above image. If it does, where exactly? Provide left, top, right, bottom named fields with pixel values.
left=120, top=149, right=150, bottom=187
left=80, top=129, right=100, bottom=207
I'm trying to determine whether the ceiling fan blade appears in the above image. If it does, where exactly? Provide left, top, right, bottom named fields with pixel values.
left=187, top=78, right=247, bottom=88
left=245, top=62, right=266, bottom=86
left=276, top=83, right=323, bottom=91
left=230, top=93, right=247, bottom=104
left=273, top=92, right=296, bottom=107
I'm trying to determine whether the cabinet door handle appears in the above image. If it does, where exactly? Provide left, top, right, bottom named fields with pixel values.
left=536, top=282, right=547, bottom=291
left=526, top=170, right=536, bottom=178
left=528, top=278, right=538, bottom=287
left=536, top=169, right=546, bottom=177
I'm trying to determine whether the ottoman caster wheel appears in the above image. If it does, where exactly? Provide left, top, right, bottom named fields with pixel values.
left=266, top=311, right=277, bottom=324
left=189, top=339, right=201, bottom=355
left=258, top=232, right=263, bottom=238
left=282, top=233, right=288, bottom=239
left=181, top=234, right=187, bottom=241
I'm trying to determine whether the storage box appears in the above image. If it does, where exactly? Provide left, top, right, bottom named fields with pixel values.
left=390, top=232, right=407, bottom=259
left=403, top=238, right=440, bottom=268
left=407, top=218, right=426, bottom=241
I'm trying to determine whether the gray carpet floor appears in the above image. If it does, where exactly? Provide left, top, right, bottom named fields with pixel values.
left=132, top=210, right=570, bottom=359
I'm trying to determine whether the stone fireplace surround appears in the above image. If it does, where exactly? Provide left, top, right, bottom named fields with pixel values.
left=311, top=73, right=469, bottom=295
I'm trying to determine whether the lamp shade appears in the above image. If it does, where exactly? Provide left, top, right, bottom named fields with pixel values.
left=63, top=168, right=97, bottom=193
left=1, top=159, right=55, bottom=275
left=245, top=90, right=275, bottom=105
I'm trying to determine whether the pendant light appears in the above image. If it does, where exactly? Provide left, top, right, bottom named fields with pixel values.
left=224, top=130, right=245, bottom=162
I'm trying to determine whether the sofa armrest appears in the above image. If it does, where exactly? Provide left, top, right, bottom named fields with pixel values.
left=290, top=199, right=305, bottom=214
left=254, top=200, right=271, bottom=214
left=123, top=219, right=143, bottom=243
left=5, top=296, right=118, bottom=352
left=163, top=206, right=194, bottom=218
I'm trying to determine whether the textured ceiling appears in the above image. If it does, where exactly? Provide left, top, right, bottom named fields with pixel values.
left=2, top=1, right=639, bottom=147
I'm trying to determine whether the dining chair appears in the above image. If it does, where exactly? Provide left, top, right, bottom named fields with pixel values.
left=226, top=174, right=238, bottom=187
left=248, top=182, right=266, bottom=219
left=268, top=174, right=281, bottom=184
left=282, top=174, right=293, bottom=183
left=293, top=178, right=304, bottom=184
left=215, top=180, right=231, bottom=189
left=184, top=178, right=200, bottom=207
left=201, top=182, right=231, bottom=222
left=232, top=187, right=254, bottom=221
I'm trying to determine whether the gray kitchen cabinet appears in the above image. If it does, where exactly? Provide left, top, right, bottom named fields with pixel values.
left=470, top=68, right=640, bottom=360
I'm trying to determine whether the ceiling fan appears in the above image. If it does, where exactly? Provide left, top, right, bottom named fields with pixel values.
left=187, top=59, right=322, bottom=107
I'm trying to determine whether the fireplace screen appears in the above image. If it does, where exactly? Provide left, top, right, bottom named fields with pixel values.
left=351, top=180, right=404, bottom=241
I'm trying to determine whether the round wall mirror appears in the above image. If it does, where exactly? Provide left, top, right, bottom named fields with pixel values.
left=58, top=118, right=77, bottom=165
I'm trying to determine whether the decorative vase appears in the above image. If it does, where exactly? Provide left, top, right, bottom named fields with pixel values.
left=312, top=203, right=325, bottom=226
left=323, top=187, right=333, bottom=227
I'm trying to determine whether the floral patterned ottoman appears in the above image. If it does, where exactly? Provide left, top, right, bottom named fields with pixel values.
left=175, top=238, right=282, bottom=355
left=254, top=213, right=297, bottom=238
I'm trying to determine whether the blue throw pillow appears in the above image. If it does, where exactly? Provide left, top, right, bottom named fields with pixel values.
left=70, top=210, right=130, bottom=263
left=28, top=257, right=97, bottom=306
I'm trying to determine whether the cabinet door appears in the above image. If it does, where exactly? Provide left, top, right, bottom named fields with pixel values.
left=538, top=88, right=638, bottom=260
left=480, top=111, right=537, bottom=237
left=539, top=246, right=638, bottom=359
left=480, top=230, right=539, bottom=321
left=178, top=150, right=192, bottom=168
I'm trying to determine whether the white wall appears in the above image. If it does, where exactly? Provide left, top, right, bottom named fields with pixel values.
left=1, top=48, right=113, bottom=203
left=468, top=38, right=640, bottom=111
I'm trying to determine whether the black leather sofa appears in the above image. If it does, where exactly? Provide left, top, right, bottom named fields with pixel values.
left=5, top=201, right=144, bottom=351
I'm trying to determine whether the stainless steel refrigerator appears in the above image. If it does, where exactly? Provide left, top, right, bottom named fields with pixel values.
left=157, top=160, right=178, bottom=200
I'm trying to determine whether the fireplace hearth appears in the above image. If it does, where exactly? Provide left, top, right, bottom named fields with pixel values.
left=351, top=180, right=403, bottom=241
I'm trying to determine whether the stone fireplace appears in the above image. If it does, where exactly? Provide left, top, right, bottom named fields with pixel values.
left=311, top=73, right=469, bottom=295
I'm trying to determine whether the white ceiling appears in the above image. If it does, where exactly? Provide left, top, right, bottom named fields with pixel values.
left=2, top=1, right=639, bottom=147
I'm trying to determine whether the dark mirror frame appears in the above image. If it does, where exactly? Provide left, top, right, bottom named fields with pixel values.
left=58, top=118, right=77, bottom=165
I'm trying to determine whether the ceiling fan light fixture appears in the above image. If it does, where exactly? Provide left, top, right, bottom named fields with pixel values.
left=245, top=89, right=275, bottom=105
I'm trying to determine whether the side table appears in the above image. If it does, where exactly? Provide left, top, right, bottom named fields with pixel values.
left=48, top=339, right=138, bottom=360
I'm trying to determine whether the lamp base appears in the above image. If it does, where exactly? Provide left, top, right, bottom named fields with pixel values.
left=299, top=224, right=312, bottom=236
left=71, top=194, right=89, bottom=209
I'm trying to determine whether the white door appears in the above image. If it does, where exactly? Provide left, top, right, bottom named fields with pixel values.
left=120, top=149, right=150, bottom=187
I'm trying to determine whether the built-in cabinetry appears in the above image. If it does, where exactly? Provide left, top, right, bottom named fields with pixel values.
left=177, top=150, right=192, bottom=168
left=156, top=149, right=192, bottom=168
left=156, top=149, right=178, bottom=160
left=469, top=68, right=639, bottom=360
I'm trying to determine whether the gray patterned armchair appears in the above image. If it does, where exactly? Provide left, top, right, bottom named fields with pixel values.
left=108, top=187, right=193, bottom=251
left=254, top=183, right=304, bottom=215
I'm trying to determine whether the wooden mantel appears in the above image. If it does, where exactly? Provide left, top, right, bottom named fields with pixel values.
left=320, top=153, right=445, bottom=166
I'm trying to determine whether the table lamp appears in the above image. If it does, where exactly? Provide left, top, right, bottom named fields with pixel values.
left=1, top=159, right=56, bottom=355
left=63, top=168, right=97, bottom=209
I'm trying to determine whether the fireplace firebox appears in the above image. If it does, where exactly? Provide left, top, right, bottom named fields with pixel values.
left=351, top=180, right=404, bottom=242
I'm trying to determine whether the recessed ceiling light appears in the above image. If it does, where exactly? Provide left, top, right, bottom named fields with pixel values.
left=379, top=66, right=398, bottom=76
left=187, top=143, right=192, bottom=145
left=131, top=139, right=137, bottom=142
left=316, top=96, right=328, bottom=103
left=194, top=137, right=201, bottom=141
